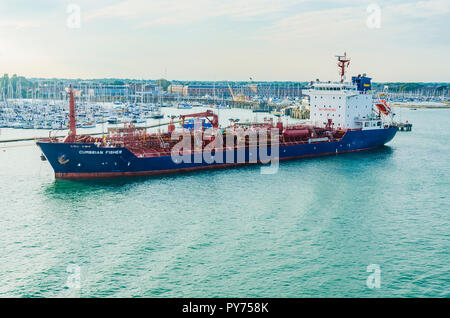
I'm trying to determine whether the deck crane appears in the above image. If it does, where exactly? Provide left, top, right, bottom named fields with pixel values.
left=179, top=110, right=219, bottom=129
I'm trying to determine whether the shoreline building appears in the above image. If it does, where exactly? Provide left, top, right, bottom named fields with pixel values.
left=168, top=82, right=304, bottom=99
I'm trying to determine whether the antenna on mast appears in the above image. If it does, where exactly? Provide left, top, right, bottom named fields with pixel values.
left=335, top=52, right=350, bottom=83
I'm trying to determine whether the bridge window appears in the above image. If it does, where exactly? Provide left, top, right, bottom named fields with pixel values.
left=377, top=121, right=382, bottom=126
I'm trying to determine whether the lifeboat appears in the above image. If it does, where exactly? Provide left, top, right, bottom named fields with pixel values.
left=375, top=99, right=391, bottom=116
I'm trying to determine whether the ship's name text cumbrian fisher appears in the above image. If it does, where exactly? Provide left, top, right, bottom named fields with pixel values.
left=79, top=150, right=123, bottom=155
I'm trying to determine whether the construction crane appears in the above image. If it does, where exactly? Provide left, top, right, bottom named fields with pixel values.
left=226, top=82, right=245, bottom=102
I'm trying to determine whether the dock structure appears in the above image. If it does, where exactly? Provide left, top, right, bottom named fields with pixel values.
left=160, top=95, right=283, bottom=112
left=0, top=121, right=182, bottom=144
left=396, top=122, right=413, bottom=131
left=288, top=107, right=310, bottom=119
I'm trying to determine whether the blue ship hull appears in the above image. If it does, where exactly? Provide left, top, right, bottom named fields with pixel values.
left=37, top=128, right=397, bottom=179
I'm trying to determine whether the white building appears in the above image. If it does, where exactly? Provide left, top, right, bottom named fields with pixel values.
left=304, top=81, right=382, bottom=130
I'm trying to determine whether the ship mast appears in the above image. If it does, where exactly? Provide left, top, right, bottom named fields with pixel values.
left=65, top=85, right=77, bottom=142
left=336, top=52, right=350, bottom=83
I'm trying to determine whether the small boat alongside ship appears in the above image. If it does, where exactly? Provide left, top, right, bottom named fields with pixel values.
left=175, top=103, right=193, bottom=109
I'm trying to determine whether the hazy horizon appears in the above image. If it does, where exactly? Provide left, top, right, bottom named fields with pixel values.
left=1, top=0, right=449, bottom=82
left=13, top=76, right=450, bottom=84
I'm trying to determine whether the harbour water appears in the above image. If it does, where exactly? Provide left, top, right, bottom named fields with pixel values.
left=0, top=107, right=449, bottom=297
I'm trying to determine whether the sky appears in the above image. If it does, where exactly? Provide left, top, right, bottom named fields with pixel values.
left=0, top=0, right=449, bottom=82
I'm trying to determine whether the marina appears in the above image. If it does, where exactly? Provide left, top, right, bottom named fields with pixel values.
left=0, top=99, right=167, bottom=130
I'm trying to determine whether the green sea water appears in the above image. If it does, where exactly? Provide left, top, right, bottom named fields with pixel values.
left=0, top=107, right=449, bottom=297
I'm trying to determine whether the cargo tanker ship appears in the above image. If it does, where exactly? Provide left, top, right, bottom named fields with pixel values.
left=37, top=54, right=398, bottom=179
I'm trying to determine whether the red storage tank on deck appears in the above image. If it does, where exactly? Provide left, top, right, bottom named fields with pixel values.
left=283, top=129, right=310, bottom=138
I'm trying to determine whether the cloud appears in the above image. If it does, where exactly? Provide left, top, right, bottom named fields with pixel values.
left=260, top=6, right=363, bottom=41
left=258, top=0, right=450, bottom=42
left=386, top=0, right=450, bottom=19
left=0, top=19, right=41, bottom=29
left=85, top=0, right=302, bottom=27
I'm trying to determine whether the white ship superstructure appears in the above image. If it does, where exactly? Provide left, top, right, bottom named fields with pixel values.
left=305, top=53, right=384, bottom=131
left=305, top=80, right=381, bottom=130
